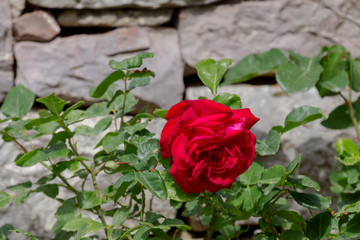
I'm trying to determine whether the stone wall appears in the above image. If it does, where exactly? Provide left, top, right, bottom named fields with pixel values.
left=1, top=0, right=360, bottom=238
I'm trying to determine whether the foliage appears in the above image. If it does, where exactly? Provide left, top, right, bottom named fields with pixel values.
left=0, top=47, right=360, bottom=239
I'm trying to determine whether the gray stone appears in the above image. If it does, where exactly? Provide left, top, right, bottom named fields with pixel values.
left=13, top=11, right=61, bottom=42
left=0, top=0, right=14, bottom=101
left=178, top=0, right=360, bottom=67
left=14, top=27, right=184, bottom=109
left=57, top=9, right=173, bottom=27
left=186, top=84, right=357, bottom=199
left=27, top=0, right=222, bottom=9
left=9, top=0, right=25, bottom=18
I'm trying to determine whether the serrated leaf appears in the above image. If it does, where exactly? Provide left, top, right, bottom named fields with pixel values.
left=213, top=93, right=242, bottom=109
left=306, top=212, right=332, bottom=240
left=61, top=101, right=84, bottom=119
left=0, top=84, right=35, bottom=118
left=289, top=191, right=331, bottom=210
left=7, top=181, right=32, bottom=192
left=195, top=58, right=232, bottom=95
left=0, top=192, right=11, bottom=209
left=239, top=161, right=263, bottom=186
left=273, top=106, right=326, bottom=134
left=44, top=140, right=69, bottom=159
left=240, top=186, right=262, bottom=213
left=128, top=77, right=151, bottom=90
left=153, top=109, right=168, bottom=119
left=102, top=132, right=125, bottom=153
left=55, top=198, right=77, bottom=223
left=256, top=129, right=281, bottom=156
left=224, top=48, right=288, bottom=84
left=276, top=51, right=323, bottom=93
left=260, top=165, right=286, bottom=184
left=62, top=216, right=104, bottom=237
left=36, top=184, right=59, bottom=198
left=133, top=226, right=151, bottom=240
left=91, top=70, right=125, bottom=98
left=113, top=207, right=130, bottom=226
left=37, top=93, right=67, bottom=116
left=109, top=52, right=154, bottom=70
left=77, top=191, right=101, bottom=209
left=321, top=97, right=360, bottom=129
left=15, top=149, right=47, bottom=167
left=135, top=171, right=167, bottom=201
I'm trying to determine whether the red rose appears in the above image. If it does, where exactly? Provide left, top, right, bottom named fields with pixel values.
left=159, top=99, right=259, bottom=194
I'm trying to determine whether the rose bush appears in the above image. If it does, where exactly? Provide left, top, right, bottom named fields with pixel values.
left=159, top=99, right=259, bottom=193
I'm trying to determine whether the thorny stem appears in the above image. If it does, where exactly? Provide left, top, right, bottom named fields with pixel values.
left=339, top=91, right=360, bottom=140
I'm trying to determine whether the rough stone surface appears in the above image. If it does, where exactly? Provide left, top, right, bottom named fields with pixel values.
left=0, top=114, right=173, bottom=239
left=186, top=84, right=357, bottom=199
left=0, top=0, right=14, bottom=102
left=13, top=11, right=61, bottom=42
left=9, top=0, right=25, bottom=18
left=14, top=27, right=184, bottom=109
left=57, top=9, right=173, bottom=27
left=178, top=0, right=360, bottom=67
left=27, top=0, right=222, bottom=9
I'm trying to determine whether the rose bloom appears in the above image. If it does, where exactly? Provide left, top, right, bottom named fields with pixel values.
left=159, top=99, right=259, bottom=194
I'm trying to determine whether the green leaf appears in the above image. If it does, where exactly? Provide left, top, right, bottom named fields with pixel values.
left=238, top=161, right=263, bottom=186
left=128, top=76, right=151, bottom=90
left=45, top=140, right=69, bottom=159
left=195, top=58, right=232, bottom=95
left=15, top=149, right=47, bottom=167
left=12, top=229, right=39, bottom=240
left=75, top=117, right=112, bottom=136
left=62, top=216, right=104, bottom=237
left=124, top=122, right=148, bottom=135
left=37, top=93, right=67, bottom=116
left=83, top=102, right=110, bottom=119
left=36, top=184, right=59, bottom=198
left=113, top=207, right=130, bottom=226
left=133, top=226, right=151, bottom=240
left=306, top=212, right=332, bottom=240
left=24, top=116, right=58, bottom=130
left=288, top=175, right=321, bottom=191
left=336, top=138, right=360, bottom=165
left=36, top=174, right=56, bottom=185
left=213, top=93, right=242, bottom=109
left=161, top=171, right=197, bottom=202
left=61, top=101, right=84, bottom=119
left=77, top=191, right=101, bottom=209
left=319, top=71, right=349, bottom=93
left=273, top=106, right=326, bottom=134
left=111, top=92, right=138, bottom=115
left=260, top=165, right=286, bottom=184
left=107, top=228, right=123, bottom=240
left=91, top=70, right=125, bottom=98
left=0, top=224, right=14, bottom=240
left=321, top=97, right=360, bottom=129
left=224, top=48, right=288, bottom=84
left=240, top=186, right=262, bottom=213
left=275, top=210, right=305, bottom=225
left=109, top=52, right=154, bottom=70
left=0, top=84, right=35, bottom=118
left=0, top=192, right=11, bottom=209
left=135, top=171, right=167, bottom=201
left=256, top=129, right=281, bottom=156
left=153, top=109, right=168, bottom=119
left=289, top=191, right=331, bottom=210
left=279, top=230, right=307, bottom=240
left=55, top=198, right=77, bottom=223
left=102, top=132, right=125, bottom=153
left=7, top=181, right=32, bottom=192
left=339, top=213, right=360, bottom=238
left=276, top=51, right=323, bottom=93
left=350, top=58, right=360, bottom=91
left=285, top=154, right=302, bottom=174
left=162, top=218, right=190, bottom=229
left=342, top=201, right=360, bottom=213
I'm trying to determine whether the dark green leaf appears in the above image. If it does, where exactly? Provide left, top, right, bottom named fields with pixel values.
left=135, top=171, right=167, bottom=201
left=108, top=52, right=154, bottom=70
left=256, top=129, right=281, bottom=156
left=91, top=70, right=125, bottom=98
left=0, top=84, right=35, bottom=118
left=213, top=93, right=242, bottom=109
left=279, top=230, right=307, bottom=240
left=289, top=191, right=331, bottom=210
left=107, top=228, right=122, bottom=240
left=306, top=212, right=332, bottom=240
left=224, top=48, right=288, bottom=84
left=288, top=175, right=320, bottom=191
left=195, top=58, right=232, bottom=94
left=45, top=140, right=69, bottom=159
left=24, top=116, right=58, bottom=130
left=127, top=69, right=154, bottom=80
left=55, top=198, right=77, bottom=223
left=37, top=93, right=67, bottom=116
left=273, top=106, right=326, bottom=134
left=36, top=174, right=56, bottom=185
left=339, top=213, right=360, bottom=239
left=321, top=97, right=360, bottom=129
left=319, top=71, right=349, bottom=92
left=0, top=192, right=11, bottom=209
left=7, top=181, right=32, bottom=192
left=36, top=184, right=59, bottom=198
left=128, top=77, right=151, bottom=90
left=153, top=109, right=168, bottom=119
left=276, top=51, right=323, bottom=93
left=77, top=191, right=101, bottom=209
left=285, top=154, right=301, bottom=174
left=0, top=224, right=15, bottom=240
left=133, top=226, right=151, bottom=240
left=15, top=149, right=47, bottom=167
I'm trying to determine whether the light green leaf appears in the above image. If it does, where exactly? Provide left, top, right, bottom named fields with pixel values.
left=336, top=138, right=360, bottom=165
left=77, top=191, right=101, bottom=209
left=15, top=149, right=47, bottom=167
left=0, top=192, right=11, bottom=209
left=319, top=71, right=349, bottom=93
left=288, top=175, right=320, bottom=191
left=61, top=101, right=84, bottom=119
left=135, top=171, right=167, bottom=201
left=260, top=165, right=286, bottom=184
left=83, top=102, right=110, bottom=119
left=306, top=212, right=332, bottom=240
left=213, top=93, right=242, bottom=109
left=62, top=216, right=104, bottom=237
left=224, top=48, right=288, bottom=84
left=128, top=77, right=151, bottom=90
left=239, top=161, right=263, bottom=186
left=161, top=171, right=197, bottom=202
left=102, top=132, right=125, bottom=153
left=113, top=207, right=130, bottom=226
left=91, top=70, right=125, bottom=98
left=37, top=93, right=67, bottom=117
left=256, top=129, right=281, bottom=156
left=109, top=52, right=154, bottom=70
left=0, top=84, right=35, bottom=118
left=350, top=58, right=360, bottom=91
left=276, top=51, right=323, bottom=93
left=153, top=109, right=168, bottom=119
left=195, top=58, right=232, bottom=95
